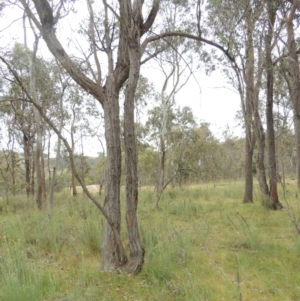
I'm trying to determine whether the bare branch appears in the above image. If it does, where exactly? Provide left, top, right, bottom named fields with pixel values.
left=140, top=44, right=169, bottom=65
left=87, top=0, right=102, bottom=85
left=141, top=0, right=160, bottom=36
left=141, top=31, right=236, bottom=63
left=20, top=0, right=106, bottom=105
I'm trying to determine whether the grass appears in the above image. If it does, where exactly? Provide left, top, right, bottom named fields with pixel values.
left=0, top=181, right=300, bottom=300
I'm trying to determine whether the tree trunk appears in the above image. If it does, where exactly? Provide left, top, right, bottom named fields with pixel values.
left=33, top=101, right=44, bottom=209
left=123, top=41, right=145, bottom=275
left=243, top=40, right=255, bottom=204
left=254, top=123, right=269, bottom=199
left=294, top=117, right=300, bottom=190
left=23, top=132, right=32, bottom=197
left=157, top=137, right=166, bottom=207
left=41, top=151, right=46, bottom=201
left=243, top=128, right=255, bottom=203
left=102, top=81, right=125, bottom=272
left=70, top=118, right=77, bottom=197
left=244, top=5, right=269, bottom=202
left=156, top=102, right=167, bottom=207
left=24, top=20, right=45, bottom=209
left=265, top=0, right=283, bottom=210
left=71, top=172, right=77, bottom=196
left=286, top=1, right=300, bottom=191
left=49, top=88, right=64, bottom=214
left=31, top=156, right=35, bottom=196
left=253, top=99, right=269, bottom=199
left=23, top=0, right=159, bottom=274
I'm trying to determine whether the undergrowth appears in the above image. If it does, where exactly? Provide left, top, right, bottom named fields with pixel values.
left=0, top=181, right=299, bottom=300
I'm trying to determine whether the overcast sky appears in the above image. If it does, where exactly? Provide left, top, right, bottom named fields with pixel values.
left=0, top=3, right=243, bottom=157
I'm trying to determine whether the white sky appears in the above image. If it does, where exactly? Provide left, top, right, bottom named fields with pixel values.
left=141, top=61, right=242, bottom=135
left=0, top=3, right=243, bottom=157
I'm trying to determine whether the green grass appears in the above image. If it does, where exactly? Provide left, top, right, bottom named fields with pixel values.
left=0, top=181, right=300, bottom=300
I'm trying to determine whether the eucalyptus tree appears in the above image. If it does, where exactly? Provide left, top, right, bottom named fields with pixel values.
left=0, top=45, right=34, bottom=197
left=146, top=105, right=197, bottom=201
left=264, top=0, right=283, bottom=209
left=15, top=0, right=265, bottom=272
left=23, top=15, right=46, bottom=209
left=0, top=43, right=61, bottom=201
left=0, top=133, right=22, bottom=200
left=49, top=74, right=67, bottom=215
left=16, top=0, right=164, bottom=274
left=279, top=0, right=300, bottom=191
left=205, top=0, right=270, bottom=203
left=152, top=43, right=195, bottom=204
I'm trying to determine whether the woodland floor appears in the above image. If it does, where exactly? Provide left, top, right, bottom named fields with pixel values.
left=0, top=180, right=300, bottom=300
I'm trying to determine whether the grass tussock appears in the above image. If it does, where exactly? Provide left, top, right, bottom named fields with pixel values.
left=0, top=181, right=300, bottom=300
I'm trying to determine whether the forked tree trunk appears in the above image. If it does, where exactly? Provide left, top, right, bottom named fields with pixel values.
left=24, top=0, right=159, bottom=274
left=120, top=1, right=145, bottom=274
left=243, top=5, right=269, bottom=202
left=252, top=43, right=269, bottom=199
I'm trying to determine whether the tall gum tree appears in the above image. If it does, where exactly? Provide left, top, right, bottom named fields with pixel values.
left=23, top=16, right=46, bottom=210
left=17, top=0, right=274, bottom=272
left=283, top=0, right=300, bottom=192
left=244, top=3, right=269, bottom=201
left=18, top=0, right=161, bottom=274
left=265, top=0, right=283, bottom=209
left=0, top=43, right=58, bottom=200
left=205, top=0, right=269, bottom=203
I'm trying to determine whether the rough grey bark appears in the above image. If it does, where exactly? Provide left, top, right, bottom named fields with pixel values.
left=124, top=46, right=145, bottom=275
left=121, top=0, right=146, bottom=274
left=101, top=85, right=123, bottom=271
left=23, top=131, right=32, bottom=197
left=243, top=13, right=255, bottom=204
left=243, top=101, right=255, bottom=203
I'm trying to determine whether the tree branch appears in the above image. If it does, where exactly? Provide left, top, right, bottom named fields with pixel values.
left=141, top=31, right=236, bottom=63
left=0, top=54, right=127, bottom=260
